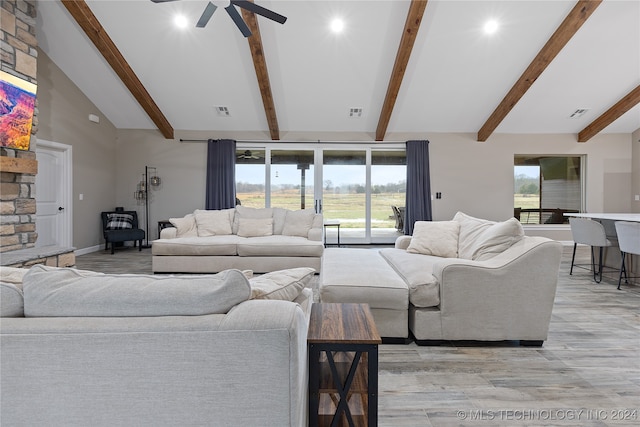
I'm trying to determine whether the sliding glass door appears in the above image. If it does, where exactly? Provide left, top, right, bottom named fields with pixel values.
left=235, top=144, right=406, bottom=244
left=321, top=150, right=367, bottom=240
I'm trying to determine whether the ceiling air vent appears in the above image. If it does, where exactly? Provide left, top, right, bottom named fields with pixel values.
left=349, top=108, right=363, bottom=118
left=569, top=108, right=589, bottom=119
left=214, top=106, right=231, bottom=117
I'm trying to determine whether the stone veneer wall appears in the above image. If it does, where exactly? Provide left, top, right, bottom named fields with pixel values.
left=1, top=1, right=73, bottom=267
left=1, top=0, right=39, bottom=253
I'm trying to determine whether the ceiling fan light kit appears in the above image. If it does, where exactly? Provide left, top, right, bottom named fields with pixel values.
left=151, top=0, right=287, bottom=37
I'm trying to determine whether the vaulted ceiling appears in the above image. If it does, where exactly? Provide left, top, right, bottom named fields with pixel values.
left=36, top=0, right=640, bottom=142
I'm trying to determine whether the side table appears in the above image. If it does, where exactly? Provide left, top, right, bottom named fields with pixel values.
left=308, top=303, right=382, bottom=427
left=323, top=220, right=341, bottom=247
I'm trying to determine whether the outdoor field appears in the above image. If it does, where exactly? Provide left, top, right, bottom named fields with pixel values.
left=237, top=189, right=405, bottom=228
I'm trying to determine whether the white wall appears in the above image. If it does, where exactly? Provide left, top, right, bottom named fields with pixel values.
left=36, top=50, right=118, bottom=251
left=115, top=129, right=633, bottom=243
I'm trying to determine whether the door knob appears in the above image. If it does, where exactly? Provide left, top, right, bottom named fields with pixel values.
left=58, top=207, right=65, bottom=211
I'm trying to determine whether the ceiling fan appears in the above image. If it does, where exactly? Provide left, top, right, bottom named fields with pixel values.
left=151, top=0, right=287, bottom=37
left=237, top=150, right=262, bottom=160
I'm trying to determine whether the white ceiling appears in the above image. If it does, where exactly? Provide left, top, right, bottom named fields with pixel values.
left=35, top=0, right=640, bottom=140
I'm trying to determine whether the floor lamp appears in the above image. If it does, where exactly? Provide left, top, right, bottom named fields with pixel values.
left=134, top=166, right=161, bottom=247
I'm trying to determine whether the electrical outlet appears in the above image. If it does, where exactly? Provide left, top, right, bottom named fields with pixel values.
left=635, top=195, right=640, bottom=201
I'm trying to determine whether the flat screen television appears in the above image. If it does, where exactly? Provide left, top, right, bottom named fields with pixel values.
left=0, top=71, right=37, bottom=151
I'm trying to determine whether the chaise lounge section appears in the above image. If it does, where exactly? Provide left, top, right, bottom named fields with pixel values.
left=320, top=212, right=563, bottom=345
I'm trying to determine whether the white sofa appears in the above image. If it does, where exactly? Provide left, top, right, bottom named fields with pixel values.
left=152, top=206, right=324, bottom=273
left=1, top=265, right=315, bottom=427
left=320, top=212, right=563, bottom=345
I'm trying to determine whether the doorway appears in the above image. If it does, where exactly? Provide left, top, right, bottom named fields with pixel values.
left=35, top=139, right=72, bottom=247
left=236, top=144, right=406, bottom=244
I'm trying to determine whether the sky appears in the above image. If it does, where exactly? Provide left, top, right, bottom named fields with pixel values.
left=237, top=164, right=406, bottom=187
left=514, top=166, right=540, bottom=178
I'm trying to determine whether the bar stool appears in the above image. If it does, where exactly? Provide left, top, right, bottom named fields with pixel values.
left=569, top=217, right=614, bottom=283
left=614, top=221, right=640, bottom=290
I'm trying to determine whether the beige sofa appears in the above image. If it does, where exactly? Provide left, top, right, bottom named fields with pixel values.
left=1, top=265, right=315, bottom=427
left=152, top=206, right=324, bottom=273
left=320, top=212, right=563, bottom=345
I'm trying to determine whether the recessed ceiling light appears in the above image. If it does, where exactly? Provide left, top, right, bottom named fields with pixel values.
left=330, top=18, right=344, bottom=34
left=483, top=19, right=499, bottom=35
left=174, top=14, right=189, bottom=29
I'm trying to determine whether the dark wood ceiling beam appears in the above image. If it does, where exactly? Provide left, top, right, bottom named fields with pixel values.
left=61, top=0, right=174, bottom=139
left=477, top=0, right=601, bottom=142
left=375, top=0, right=428, bottom=141
left=578, top=85, right=640, bottom=142
left=241, top=5, right=280, bottom=141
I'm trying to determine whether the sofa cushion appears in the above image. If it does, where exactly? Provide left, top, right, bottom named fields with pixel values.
left=22, top=265, right=251, bottom=317
left=152, top=235, right=242, bottom=256
left=237, top=235, right=324, bottom=257
left=453, top=211, right=494, bottom=259
left=232, top=206, right=273, bottom=234
left=170, top=214, right=198, bottom=237
left=237, top=217, right=273, bottom=238
left=1, top=282, right=24, bottom=317
left=194, top=209, right=234, bottom=236
left=249, top=267, right=315, bottom=301
left=470, top=217, right=525, bottom=261
left=407, top=220, right=459, bottom=258
left=379, top=248, right=440, bottom=308
left=282, top=209, right=315, bottom=237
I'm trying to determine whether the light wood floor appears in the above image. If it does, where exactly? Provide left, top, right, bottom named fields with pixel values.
left=76, top=246, right=640, bottom=426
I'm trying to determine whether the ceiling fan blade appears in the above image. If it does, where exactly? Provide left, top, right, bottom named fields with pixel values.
left=232, top=0, right=287, bottom=24
left=196, top=2, right=218, bottom=28
left=150, top=0, right=179, bottom=3
left=225, top=5, right=252, bottom=37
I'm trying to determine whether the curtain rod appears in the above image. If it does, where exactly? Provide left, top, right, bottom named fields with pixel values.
left=179, top=139, right=407, bottom=144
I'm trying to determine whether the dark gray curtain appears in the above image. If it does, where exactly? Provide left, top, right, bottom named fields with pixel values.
left=404, top=140, right=432, bottom=235
left=205, top=139, right=236, bottom=210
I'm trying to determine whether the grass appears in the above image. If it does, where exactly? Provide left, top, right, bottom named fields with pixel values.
left=237, top=190, right=405, bottom=228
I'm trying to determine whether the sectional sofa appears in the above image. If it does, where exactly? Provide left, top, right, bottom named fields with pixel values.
left=152, top=206, right=324, bottom=273
left=1, top=265, right=315, bottom=426
left=320, top=212, right=563, bottom=345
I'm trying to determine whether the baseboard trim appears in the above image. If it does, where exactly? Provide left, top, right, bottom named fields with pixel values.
left=74, top=245, right=102, bottom=256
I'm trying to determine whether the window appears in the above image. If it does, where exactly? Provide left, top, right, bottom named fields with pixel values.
left=514, top=156, right=583, bottom=224
left=235, top=149, right=266, bottom=208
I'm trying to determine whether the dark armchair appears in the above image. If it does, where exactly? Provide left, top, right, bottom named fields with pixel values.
left=101, top=211, right=145, bottom=254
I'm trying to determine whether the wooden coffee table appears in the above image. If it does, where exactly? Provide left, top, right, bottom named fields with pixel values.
left=308, top=303, right=382, bottom=427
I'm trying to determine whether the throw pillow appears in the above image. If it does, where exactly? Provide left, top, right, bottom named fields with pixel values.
left=22, top=265, right=251, bottom=317
left=106, top=213, right=134, bottom=230
left=194, top=208, right=234, bottom=237
left=470, top=217, right=525, bottom=261
left=169, top=214, right=198, bottom=238
left=232, top=206, right=273, bottom=234
left=272, top=207, right=288, bottom=235
left=237, top=217, right=274, bottom=237
left=406, top=221, right=460, bottom=258
left=0, top=266, right=28, bottom=284
left=249, top=267, right=315, bottom=301
left=453, top=211, right=494, bottom=259
left=282, top=209, right=315, bottom=237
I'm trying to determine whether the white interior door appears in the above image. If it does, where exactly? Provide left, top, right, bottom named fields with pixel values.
left=36, top=140, right=72, bottom=247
